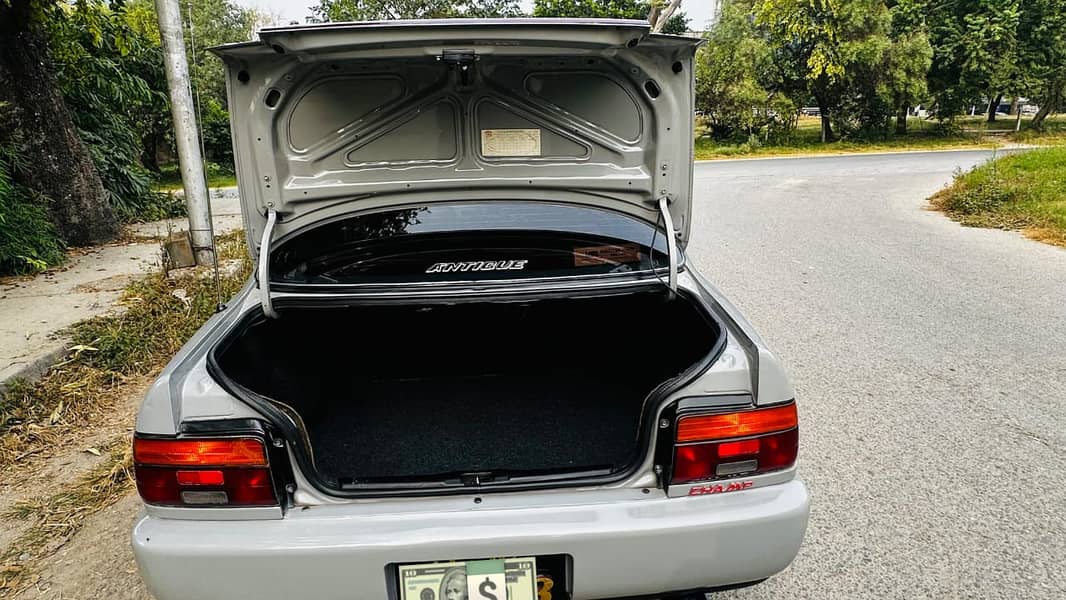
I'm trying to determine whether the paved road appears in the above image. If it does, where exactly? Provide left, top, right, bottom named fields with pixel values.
left=684, top=151, right=1066, bottom=599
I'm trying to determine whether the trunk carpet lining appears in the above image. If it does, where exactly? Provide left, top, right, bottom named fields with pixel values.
left=310, top=372, right=654, bottom=482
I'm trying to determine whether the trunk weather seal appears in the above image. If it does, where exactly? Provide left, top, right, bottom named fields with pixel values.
left=205, top=287, right=727, bottom=499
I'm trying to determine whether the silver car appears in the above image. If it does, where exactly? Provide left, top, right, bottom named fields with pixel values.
left=131, top=19, right=808, bottom=600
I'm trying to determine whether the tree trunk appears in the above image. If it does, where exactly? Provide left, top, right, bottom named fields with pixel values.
left=1029, top=84, right=1063, bottom=130
left=986, top=93, right=1002, bottom=123
left=1029, top=103, right=1052, bottom=130
left=1008, top=96, right=1019, bottom=116
left=817, top=107, right=835, bottom=143
left=0, top=0, right=118, bottom=246
left=895, top=105, right=908, bottom=135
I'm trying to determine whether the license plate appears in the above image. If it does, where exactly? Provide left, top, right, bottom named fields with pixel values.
left=399, top=557, right=537, bottom=600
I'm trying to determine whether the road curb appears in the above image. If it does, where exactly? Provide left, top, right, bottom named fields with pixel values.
left=0, top=341, right=69, bottom=398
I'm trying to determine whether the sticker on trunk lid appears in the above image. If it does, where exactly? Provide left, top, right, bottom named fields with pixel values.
left=481, top=129, right=541, bottom=157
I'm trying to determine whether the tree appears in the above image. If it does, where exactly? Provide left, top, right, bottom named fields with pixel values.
left=883, top=30, right=933, bottom=134
left=924, top=0, right=1021, bottom=122
left=886, top=0, right=933, bottom=134
left=0, top=0, right=119, bottom=245
left=125, top=0, right=258, bottom=168
left=313, top=0, right=521, bottom=21
left=47, top=0, right=173, bottom=219
left=532, top=0, right=690, bottom=34
left=648, top=0, right=682, bottom=32
left=696, top=0, right=797, bottom=141
left=1015, top=0, right=1066, bottom=129
left=753, top=0, right=929, bottom=140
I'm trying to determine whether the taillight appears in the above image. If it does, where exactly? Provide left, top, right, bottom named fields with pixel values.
left=133, top=436, right=278, bottom=507
left=671, top=402, right=798, bottom=484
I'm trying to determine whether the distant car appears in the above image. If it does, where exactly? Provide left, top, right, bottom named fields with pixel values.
left=131, top=19, right=809, bottom=600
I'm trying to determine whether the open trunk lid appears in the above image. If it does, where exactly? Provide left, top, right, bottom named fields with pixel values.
left=212, top=19, right=701, bottom=255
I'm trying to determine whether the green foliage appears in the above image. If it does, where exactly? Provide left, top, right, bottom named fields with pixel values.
left=1015, top=0, right=1066, bottom=127
left=200, top=96, right=235, bottom=165
left=931, top=146, right=1066, bottom=246
left=313, top=0, right=521, bottom=20
left=695, top=0, right=797, bottom=141
left=0, top=128, right=67, bottom=275
left=924, top=0, right=1021, bottom=118
left=45, top=0, right=177, bottom=221
left=532, top=0, right=689, bottom=32
left=705, top=0, right=931, bottom=139
left=124, top=0, right=258, bottom=172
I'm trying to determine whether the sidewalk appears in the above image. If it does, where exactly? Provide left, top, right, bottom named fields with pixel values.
left=0, top=189, right=242, bottom=391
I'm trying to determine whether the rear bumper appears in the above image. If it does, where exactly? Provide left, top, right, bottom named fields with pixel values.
left=132, top=480, right=809, bottom=600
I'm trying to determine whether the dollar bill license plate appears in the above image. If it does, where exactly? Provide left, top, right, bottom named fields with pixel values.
left=399, top=557, right=537, bottom=600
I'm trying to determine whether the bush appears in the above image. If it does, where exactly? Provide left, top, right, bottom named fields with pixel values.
left=938, top=179, right=1011, bottom=214
left=0, top=139, right=66, bottom=276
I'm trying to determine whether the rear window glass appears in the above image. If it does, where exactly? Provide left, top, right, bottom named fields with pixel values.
left=271, top=202, right=671, bottom=285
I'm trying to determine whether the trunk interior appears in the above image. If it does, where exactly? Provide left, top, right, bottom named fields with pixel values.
left=214, top=291, right=721, bottom=488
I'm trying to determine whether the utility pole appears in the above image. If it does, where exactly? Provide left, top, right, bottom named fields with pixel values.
left=155, top=0, right=213, bottom=265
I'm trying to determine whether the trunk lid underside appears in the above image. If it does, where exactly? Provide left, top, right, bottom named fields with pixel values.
left=212, top=19, right=701, bottom=252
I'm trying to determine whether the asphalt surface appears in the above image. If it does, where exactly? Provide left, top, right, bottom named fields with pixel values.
left=684, top=150, right=1066, bottom=599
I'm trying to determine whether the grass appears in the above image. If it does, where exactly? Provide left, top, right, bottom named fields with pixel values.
left=153, top=163, right=238, bottom=192
left=0, top=441, right=133, bottom=591
left=694, top=114, right=1066, bottom=160
left=0, top=231, right=252, bottom=592
left=930, top=145, right=1066, bottom=248
left=0, top=231, right=252, bottom=466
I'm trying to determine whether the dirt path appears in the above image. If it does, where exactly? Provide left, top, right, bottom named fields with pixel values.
left=0, top=379, right=151, bottom=598
left=12, top=495, right=148, bottom=600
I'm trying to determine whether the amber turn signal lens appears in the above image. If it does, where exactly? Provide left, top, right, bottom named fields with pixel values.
left=133, top=438, right=268, bottom=467
left=676, top=402, right=798, bottom=443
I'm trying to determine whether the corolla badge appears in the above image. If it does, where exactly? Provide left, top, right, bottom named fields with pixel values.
left=425, top=260, right=528, bottom=274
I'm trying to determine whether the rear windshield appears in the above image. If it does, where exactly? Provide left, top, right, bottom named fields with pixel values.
left=271, top=202, right=672, bottom=285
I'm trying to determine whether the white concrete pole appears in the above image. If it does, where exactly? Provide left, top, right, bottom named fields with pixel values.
left=155, top=0, right=213, bottom=265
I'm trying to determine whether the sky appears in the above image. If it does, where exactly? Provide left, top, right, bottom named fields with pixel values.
left=235, top=0, right=718, bottom=31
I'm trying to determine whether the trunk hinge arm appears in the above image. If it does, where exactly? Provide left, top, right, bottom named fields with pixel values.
left=258, top=209, right=279, bottom=319
left=658, top=196, right=678, bottom=293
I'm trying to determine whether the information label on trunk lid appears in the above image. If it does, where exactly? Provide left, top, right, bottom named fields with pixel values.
left=481, top=129, right=541, bottom=157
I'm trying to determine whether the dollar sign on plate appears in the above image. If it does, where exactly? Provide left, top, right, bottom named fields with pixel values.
left=478, top=577, right=499, bottom=600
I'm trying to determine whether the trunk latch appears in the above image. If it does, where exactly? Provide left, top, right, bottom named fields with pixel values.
left=460, top=471, right=495, bottom=487
left=440, top=49, right=477, bottom=86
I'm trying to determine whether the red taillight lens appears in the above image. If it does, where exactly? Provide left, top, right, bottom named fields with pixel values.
left=133, top=436, right=278, bottom=507
left=175, top=469, right=225, bottom=486
left=671, top=402, right=799, bottom=485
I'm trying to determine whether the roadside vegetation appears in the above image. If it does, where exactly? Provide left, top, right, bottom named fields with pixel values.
left=0, top=232, right=250, bottom=465
left=930, top=146, right=1066, bottom=247
left=153, top=162, right=239, bottom=192
left=0, top=232, right=251, bottom=591
left=0, top=0, right=256, bottom=276
left=695, top=115, right=1066, bottom=160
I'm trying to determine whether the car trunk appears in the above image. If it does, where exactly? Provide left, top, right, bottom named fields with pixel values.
left=213, top=291, right=721, bottom=490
